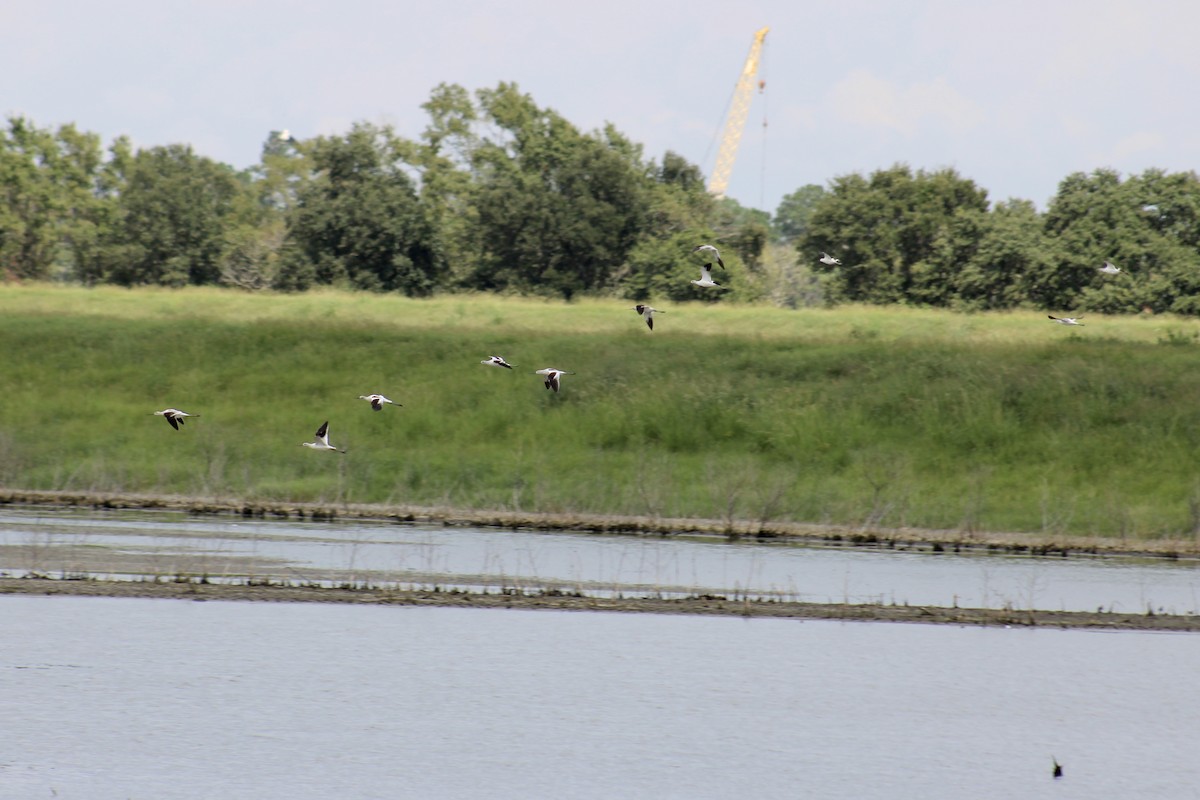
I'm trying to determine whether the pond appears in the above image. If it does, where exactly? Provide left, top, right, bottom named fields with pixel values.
left=2, top=595, right=1197, bottom=799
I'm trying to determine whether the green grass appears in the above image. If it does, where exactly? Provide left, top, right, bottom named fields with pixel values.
left=4, top=283, right=1200, bottom=538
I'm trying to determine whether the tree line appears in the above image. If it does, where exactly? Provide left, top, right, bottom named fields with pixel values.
left=792, top=165, right=1200, bottom=314
left=0, top=83, right=767, bottom=303
left=3, top=82, right=1200, bottom=314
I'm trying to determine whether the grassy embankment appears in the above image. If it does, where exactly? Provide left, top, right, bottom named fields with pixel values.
left=3, top=284, right=1200, bottom=540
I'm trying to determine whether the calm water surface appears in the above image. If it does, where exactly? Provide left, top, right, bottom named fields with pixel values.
left=2, top=507, right=1199, bottom=613
left=1, top=595, right=1198, bottom=799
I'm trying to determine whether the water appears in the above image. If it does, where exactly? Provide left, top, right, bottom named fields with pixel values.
left=1, top=595, right=1198, bottom=799
left=2, top=507, right=1199, bottom=613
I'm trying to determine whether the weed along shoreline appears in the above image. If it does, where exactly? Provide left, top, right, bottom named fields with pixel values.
left=4, top=488, right=1200, bottom=560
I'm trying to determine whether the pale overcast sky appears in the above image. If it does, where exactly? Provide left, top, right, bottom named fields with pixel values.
left=3, top=0, right=1198, bottom=214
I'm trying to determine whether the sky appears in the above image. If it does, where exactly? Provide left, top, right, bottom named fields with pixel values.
left=3, top=0, right=1199, bottom=215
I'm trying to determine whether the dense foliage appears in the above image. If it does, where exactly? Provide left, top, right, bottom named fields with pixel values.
left=3, top=90, right=1200, bottom=313
left=801, top=164, right=1200, bottom=313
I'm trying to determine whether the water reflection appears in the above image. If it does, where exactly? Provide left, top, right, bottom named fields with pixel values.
left=1, top=507, right=1198, bottom=613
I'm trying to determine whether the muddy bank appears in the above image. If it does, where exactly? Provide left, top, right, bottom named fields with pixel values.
left=4, top=576, right=1199, bottom=631
left=3, top=488, right=1200, bottom=560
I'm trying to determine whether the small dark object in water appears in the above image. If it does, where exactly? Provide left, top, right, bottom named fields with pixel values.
left=1052, top=758, right=1063, bottom=779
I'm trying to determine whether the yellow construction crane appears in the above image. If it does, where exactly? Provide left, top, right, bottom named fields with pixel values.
left=707, top=26, right=769, bottom=199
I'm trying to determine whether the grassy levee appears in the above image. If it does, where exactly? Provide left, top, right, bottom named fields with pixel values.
left=3, top=284, right=1200, bottom=539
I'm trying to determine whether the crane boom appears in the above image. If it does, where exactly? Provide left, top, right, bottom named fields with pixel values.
left=707, top=26, right=769, bottom=199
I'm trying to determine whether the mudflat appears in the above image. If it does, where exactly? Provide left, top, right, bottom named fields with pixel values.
left=4, top=576, right=1199, bottom=632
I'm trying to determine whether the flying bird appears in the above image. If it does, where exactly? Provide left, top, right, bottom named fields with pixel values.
left=692, top=244, right=725, bottom=269
left=1048, top=315, right=1084, bottom=326
left=301, top=421, right=345, bottom=452
left=1098, top=261, right=1121, bottom=275
left=481, top=356, right=516, bottom=369
left=632, top=304, right=664, bottom=330
left=358, top=394, right=400, bottom=411
left=535, top=368, right=574, bottom=393
left=819, top=251, right=841, bottom=266
left=153, top=408, right=198, bottom=431
left=691, top=265, right=722, bottom=289
left=1052, top=758, right=1063, bottom=779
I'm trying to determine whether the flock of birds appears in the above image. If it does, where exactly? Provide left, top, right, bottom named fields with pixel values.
left=151, top=235, right=1079, bottom=780
left=149, top=246, right=1122, bottom=459
left=149, top=243, right=742, bottom=453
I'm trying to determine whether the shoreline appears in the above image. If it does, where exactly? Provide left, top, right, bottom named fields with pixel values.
left=3, top=487, right=1200, bottom=560
left=4, top=490, right=1200, bottom=630
left=3, top=575, right=1199, bottom=631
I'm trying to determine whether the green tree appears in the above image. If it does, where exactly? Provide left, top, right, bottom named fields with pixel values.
left=712, top=197, right=769, bottom=271
left=413, top=83, right=483, bottom=287
left=277, top=122, right=443, bottom=294
left=951, top=199, right=1051, bottom=310
left=1041, top=168, right=1200, bottom=313
left=1129, top=169, right=1200, bottom=314
left=772, top=184, right=825, bottom=243
left=0, top=117, right=59, bottom=279
left=616, top=150, right=745, bottom=301
left=800, top=165, right=990, bottom=305
left=464, top=83, right=650, bottom=298
left=91, top=144, right=248, bottom=286
left=0, top=117, right=108, bottom=281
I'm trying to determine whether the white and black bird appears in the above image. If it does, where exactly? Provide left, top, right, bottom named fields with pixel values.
left=276, top=129, right=297, bottom=144
left=153, top=408, right=198, bottom=431
left=481, top=356, right=516, bottom=369
left=819, top=251, right=841, bottom=266
left=632, top=304, right=664, bottom=330
left=535, top=368, right=574, bottom=393
left=692, top=244, right=725, bottom=269
left=301, top=421, right=345, bottom=452
left=691, top=265, right=722, bottom=289
left=358, top=394, right=400, bottom=411
left=1098, top=261, right=1121, bottom=275
left=1048, top=314, right=1084, bottom=326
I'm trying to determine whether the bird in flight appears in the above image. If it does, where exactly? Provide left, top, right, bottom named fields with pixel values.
left=153, top=408, right=198, bottom=431
left=301, top=421, right=345, bottom=452
left=691, top=265, right=722, bottom=289
left=1048, top=315, right=1084, bottom=326
left=632, top=304, right=664, bottom=330
left=358, top=394, right=400, bottom=411
left=1098, top=261, right=1121, bottom=275
left=535, top=368, right=574, bottom=393
left=819, top=252, right=841, bottom=266
left=1052, top=758, right=1063, bottom=779
left=481, top=356, right=516, bottom=369
left=692, top=244, right=725, bottom=269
